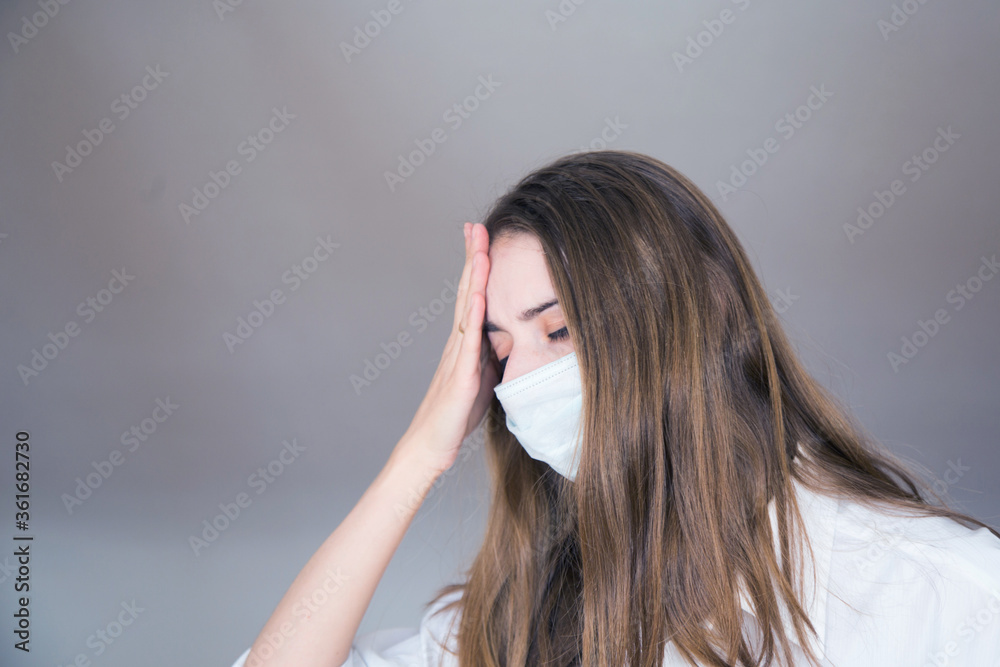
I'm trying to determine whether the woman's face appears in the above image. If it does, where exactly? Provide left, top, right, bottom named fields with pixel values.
left=484, top=232, right=576, bottom=384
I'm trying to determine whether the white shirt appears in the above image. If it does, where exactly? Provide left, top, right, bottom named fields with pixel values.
left=228, top=478, right=1000, bottom=666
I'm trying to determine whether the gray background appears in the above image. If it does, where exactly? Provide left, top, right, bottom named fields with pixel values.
left=1, top=1, right=998, bottom=665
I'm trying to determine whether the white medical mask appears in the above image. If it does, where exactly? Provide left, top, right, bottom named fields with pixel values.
left=493, top=351, right=584, bottom=481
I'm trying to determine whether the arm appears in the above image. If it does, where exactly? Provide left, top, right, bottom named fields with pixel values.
left=242, top=221, right=498, bottom=667
left=242, top=437, right=442, bottom=667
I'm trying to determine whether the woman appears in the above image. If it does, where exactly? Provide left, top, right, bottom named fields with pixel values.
left=229, top=150, right=1000, bottom=666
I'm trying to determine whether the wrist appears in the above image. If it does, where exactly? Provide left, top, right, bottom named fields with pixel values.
left=392, top=429, right=453, bottom=477
left=384, top=436, right=445, bottom=503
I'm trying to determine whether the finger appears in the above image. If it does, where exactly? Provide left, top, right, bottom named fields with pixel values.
left=454, top=222, right=482, bottom=331
left=471, top=221, right=489, bottom=257
left=475, top=352, right=500, bottom=410
left=461, top=237, right=489, bottom=334
left=452, top=223, right=474, bottom=332
left=459, top=291, right=485, bottom=373
left=468, top=364, right=498, bottom=434
left=472, top=224, right=490, bottom=303
left=459, top=253, right=479, bottom=335
left=479, top=326, right=491, bottom=367
left=452, top=223, right=489, bottom=347
left=461, top=247, right=490, bottom=356
left=465, top=222, right=488, bottom=302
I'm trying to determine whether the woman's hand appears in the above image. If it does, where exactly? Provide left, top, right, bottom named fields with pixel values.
left=397, top=222, right=500, bottom=476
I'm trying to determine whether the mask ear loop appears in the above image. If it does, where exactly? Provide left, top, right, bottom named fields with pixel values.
left=567, top=394, right=585, bottom=481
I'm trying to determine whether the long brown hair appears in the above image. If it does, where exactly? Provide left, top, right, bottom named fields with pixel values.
left=426, top=149, right=999, bottom=667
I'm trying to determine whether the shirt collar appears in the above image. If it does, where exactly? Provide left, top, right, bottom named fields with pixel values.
left=734, top=475, right=839, bottom=661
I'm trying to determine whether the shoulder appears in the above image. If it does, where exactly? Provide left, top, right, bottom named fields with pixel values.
left=418, top=587, right=464, bottom=663
left=339, top=588, right=465, bottom=667
left=787, top=461, right=1000, bottom=590
left=830, top=493, right=1000, bottom=588
left=815, top=489, right=1000, bottom=664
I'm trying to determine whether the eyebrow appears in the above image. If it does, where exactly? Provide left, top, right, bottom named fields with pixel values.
left=483, top=298, right=559, bottom=333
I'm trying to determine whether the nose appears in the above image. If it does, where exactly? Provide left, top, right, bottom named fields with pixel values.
left=499, top=349, right=573, bottom=385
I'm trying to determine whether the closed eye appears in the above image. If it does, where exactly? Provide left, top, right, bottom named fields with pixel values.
left=498, top=327, right=570, bottom=374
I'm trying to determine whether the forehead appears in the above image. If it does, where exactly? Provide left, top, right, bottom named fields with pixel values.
left=485, top=233, right=558, bottom=320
